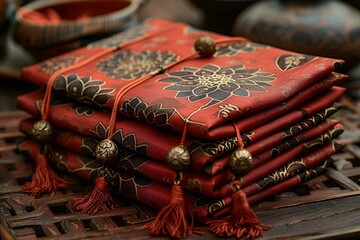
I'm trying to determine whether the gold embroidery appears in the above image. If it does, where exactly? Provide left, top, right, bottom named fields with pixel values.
left=208, top=200, right=226, bottom=215
left=217, top=103, right=240, bottom=118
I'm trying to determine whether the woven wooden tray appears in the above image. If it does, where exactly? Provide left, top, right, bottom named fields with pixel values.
left=1, top=97, right=360, bottom=240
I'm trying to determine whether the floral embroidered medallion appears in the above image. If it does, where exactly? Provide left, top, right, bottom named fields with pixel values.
left=96, top=50, right=178, bottom=80
left=215, top=42, right=267, bottom=56
left=159, top=64, right=275, bottom=106
left=88, top=23, right=153, bottom=49
left=276, top=54, right=316, bottom=71
left=39, top=55, right=82, bottom=75
left=120, top=97, right=175, bottom=131
left=53, top=74, right=115, bottom=108
left=80, top=125, right=151, bottom=201
left=85, top=122, right=149, bottom=156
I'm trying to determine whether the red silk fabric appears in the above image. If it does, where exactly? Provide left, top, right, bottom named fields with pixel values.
left=19, top=117, right=343, bottom=199
left=17, top=86, right=343, bottom=175
left=21, top=18, right=346, bottom=139
left=18, top=139, right=340, bottom=220
left=17, top=18, right=347, bottom=221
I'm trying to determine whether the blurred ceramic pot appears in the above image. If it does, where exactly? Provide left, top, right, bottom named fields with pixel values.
left=234, top=0, right=360, bottom=69
left=190, top=0, right=256, bottom=35
left=14, top=0, right=142, bottom=58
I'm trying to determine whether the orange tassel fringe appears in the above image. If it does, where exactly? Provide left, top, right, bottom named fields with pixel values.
left=144, top=184, right=192, bottom=239
left=23, top=152, right=68, bottom=198
left=209, top=190, right=269, bottom=239
left=73, top=177, right=113, bottom=214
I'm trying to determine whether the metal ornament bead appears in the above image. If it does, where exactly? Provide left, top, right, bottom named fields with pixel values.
left=31, top=120, right=53, bottom=143
left=95, top=139, right=118, bottom=164
left=167, top=145, right=191, bottom=172
left=194, top=36, right=216, bottom=57
left=229, top=148, right=253, bottom=177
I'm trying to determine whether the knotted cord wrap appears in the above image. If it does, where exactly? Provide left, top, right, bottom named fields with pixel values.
left=26, top=22, right=182, bottom=199
left=143, top=37, right=217, bottom=238
left=87, top=48, right=199, bottom=216
left=208, top=123, right=269, bottom=239
left=234, top=122, right=245, bottom=149
left=106, top=55, right=196, bottom=237
left=25, top=40, right=115, bottom=197
left=107, top=35, right=248, bottom=140
left=40, top=22, right=183, bottom=121
left=72, top=177, right=113, bottom=214
left=66, top=24, right=207, bottom=214
left=28, top=23, right=252, bottom=235
left=180, top=121, right=188, bottom=146
left=142, top=37, right=256, bottom=239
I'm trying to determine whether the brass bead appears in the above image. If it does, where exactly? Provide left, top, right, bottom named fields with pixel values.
left=167, top=145, right=190, bottom=172
left=96, top=139, right=118, bottom=164
left=31, top=120, right=53, bottom=143
left=195, top=36, right=216, bottom=57
left=229, top=148, right=253, bottom=177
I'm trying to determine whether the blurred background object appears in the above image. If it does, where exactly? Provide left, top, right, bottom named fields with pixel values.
left=14, top=0, right=143, bottom=59
left=233, top=0, right=360, bottom=70
left=139, top=0, right=203, bottom=28
left=0, top=0, right=7, bottom=60
left=0, top=0, right=6, bottom=29
left=2, top=0, right=360, bottom=110
left=190, top=0, right=255, bottom=35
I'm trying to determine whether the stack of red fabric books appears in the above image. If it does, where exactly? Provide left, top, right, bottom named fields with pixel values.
left=17, top=18, right=347, bottom=239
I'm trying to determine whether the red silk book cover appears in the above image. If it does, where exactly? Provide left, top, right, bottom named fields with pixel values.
left=20, top=18, right=346, bottom=139
left=16, top=18, right=349, bottom=238
left=17, top=87, right=344, bottom=175
left=19, top=116, right=343, bottom=199
left=17, top=138, right=340, bottom=220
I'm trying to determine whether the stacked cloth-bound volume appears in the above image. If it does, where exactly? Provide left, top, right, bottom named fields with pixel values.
left=17, top=19, right=347, bottom=239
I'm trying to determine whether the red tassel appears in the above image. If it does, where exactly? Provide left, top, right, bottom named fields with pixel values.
left=144, top=184, right=192, bottom=239
left=209, top=190, right=269, bottom=239
left=73, top=177, right=113, bottom=214
left=23, top=152, right=67, bottom=198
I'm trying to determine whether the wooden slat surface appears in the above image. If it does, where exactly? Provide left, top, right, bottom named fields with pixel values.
left=0, top=98, right=360, bottom=239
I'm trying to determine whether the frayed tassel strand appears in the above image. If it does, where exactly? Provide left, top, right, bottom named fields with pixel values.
left=23, top=152, right=67, bottom=198
left=144, top=184, right=192, bottom=239
left=73, top=177, right=113, bottom=214
left=209, top=190, right=269, bottom=239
